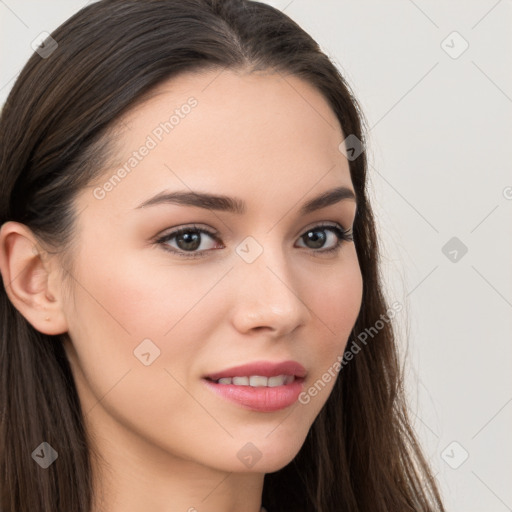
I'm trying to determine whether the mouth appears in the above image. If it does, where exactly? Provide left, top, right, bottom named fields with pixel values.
left=202, top=360, right=306, bottom=412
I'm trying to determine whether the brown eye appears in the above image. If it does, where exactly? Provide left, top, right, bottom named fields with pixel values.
left=156, top=226, right=221, bottom=258
left=174, top=230, right=202, bottom=251
left=155, top=222, right=353, bottom=260
left=296, top=224, right=353, bottom=254
left=302, top=229, right=328, bottom=249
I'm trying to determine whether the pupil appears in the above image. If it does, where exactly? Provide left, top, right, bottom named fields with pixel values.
left=305, top=229, right=325, bottom=249
left=177, top=231, right=200, bottom=251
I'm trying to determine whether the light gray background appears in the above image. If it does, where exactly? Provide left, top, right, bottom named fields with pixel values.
left=1, top=1, right=511, bottom=510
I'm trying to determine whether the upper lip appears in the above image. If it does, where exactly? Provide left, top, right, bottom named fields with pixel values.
left=205, top=360, right=307, bottom=381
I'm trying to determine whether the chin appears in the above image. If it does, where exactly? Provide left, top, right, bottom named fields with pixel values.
left=214, top=429, right=309, bottom=474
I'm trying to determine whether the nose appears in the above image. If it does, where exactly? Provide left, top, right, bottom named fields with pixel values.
left=229, top=244, right=311, bottom=337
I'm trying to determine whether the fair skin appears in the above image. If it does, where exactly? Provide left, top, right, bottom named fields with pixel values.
left=0, top=69, right=362, bottom=512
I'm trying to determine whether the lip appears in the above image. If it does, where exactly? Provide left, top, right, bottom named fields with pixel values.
left=204, top=360, right=307, bottom=380
left=202, top=360, right=306, bottom=412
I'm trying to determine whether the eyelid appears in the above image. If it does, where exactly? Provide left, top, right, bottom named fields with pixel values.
left=299, top=220, right=350, bottom=235
left=154, top=223, right=220, bottom=243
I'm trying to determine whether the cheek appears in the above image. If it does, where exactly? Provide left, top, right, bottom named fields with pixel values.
left=63, top=244, right=240, bottom=411
left=294, top=254, right=362, bottom=409
left=68, top=241, right=230, bottom=340
left=303, top=255, right=363, bottom=352
left=63, top=250, right=240, bottom=464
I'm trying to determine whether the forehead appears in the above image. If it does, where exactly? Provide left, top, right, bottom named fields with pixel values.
left=84, top=68, right=353, bottom=214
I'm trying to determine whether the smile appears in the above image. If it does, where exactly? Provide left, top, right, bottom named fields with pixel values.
left=202, top=360, right=306, bottom=412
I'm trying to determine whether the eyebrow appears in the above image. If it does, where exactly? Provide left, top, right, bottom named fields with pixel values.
left=136, top=185, right=356, bottom=215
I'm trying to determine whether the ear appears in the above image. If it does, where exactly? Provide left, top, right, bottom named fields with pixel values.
left=0, top=221, right=68, bottom=335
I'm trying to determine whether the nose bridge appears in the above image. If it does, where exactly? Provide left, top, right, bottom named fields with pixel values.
left=231, top=234, right=308, bottom=332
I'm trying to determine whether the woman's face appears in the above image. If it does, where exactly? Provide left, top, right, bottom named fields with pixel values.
left=62, top=68, right=363, bottom=475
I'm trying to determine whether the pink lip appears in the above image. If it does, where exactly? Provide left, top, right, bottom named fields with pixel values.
left=203, top=360, right=306, bottom=412
left=204, top=360, right=307, bottom=380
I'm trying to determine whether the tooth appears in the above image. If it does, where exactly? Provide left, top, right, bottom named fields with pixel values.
left=249, top=376, right=268, bottom=387
left=224, top=375, right=295, bottom=386
left=232, top=376, right=250, bottom=385
left=267, top=375, right=284, bottom=387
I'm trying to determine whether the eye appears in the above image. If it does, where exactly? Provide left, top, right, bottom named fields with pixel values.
left=155, top=225, right=221, bottom=258
left=155, top=222, right=353, bottom=259
left=295, top=223, right=353, bottom=254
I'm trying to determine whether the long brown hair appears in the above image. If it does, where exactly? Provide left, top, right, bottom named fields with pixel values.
left=0, top=1, right=446, bottom=510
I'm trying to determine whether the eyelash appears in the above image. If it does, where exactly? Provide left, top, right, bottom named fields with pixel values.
left=154, top=222, right=354, bottom=260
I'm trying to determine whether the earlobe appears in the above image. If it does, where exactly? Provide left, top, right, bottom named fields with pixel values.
left=0, top=221, right=68, bottom=335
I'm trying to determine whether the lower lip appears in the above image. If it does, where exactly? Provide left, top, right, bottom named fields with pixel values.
left=202, top=378, right=304, bottom=412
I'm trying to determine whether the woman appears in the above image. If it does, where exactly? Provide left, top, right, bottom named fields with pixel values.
left=0, top=1, right=446, bottom=511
